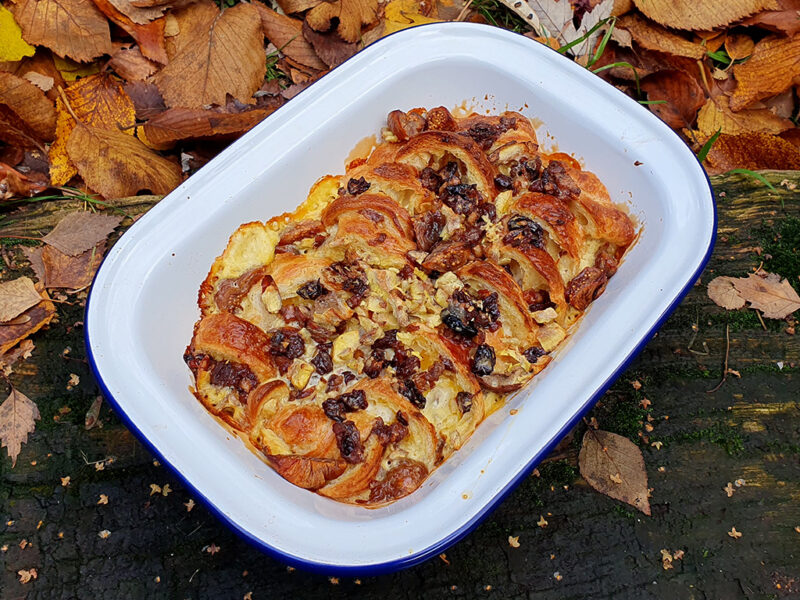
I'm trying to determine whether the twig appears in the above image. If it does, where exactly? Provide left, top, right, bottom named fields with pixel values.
left=754, top=308, right=767, bottom=331
left=455, top=0, right=473, bottom=21
left=707, top=324, right=731, bottom=393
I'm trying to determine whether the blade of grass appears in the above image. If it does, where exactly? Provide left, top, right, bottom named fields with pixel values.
left=586, top=17, right=616, bottom=69
left=638, top=100, right=667, bottom=105
left=592, top=61, right=640, bottom=96
left=557, top=17, right=611, bottom=56
left=696, top=128, right=721, bottom=162
left=727, top=169, right=777, bottom=192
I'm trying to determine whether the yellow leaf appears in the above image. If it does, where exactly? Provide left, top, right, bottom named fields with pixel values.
left=49, top=73, right=136, bottom=186
left=52, top=55, right=101, bottom=82
left=383, top=0, right=441, bottom=34
left=66, top=122, right=182, bottom=198
left=617, top=14, right=705, bottom=59
left=697, top=96, right=794, bottom=137
left=730, top=35, right=800, bottom=111
left=633, top=0, right=779, bottom=30
left=0, top=5, right=35, bottom=62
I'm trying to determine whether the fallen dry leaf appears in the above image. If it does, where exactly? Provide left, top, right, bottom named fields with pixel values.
left=141, top=106, right=277, bottom=148
left=98, top=493, right=109, bottom=504
left=306, top=0, right=379, bottom=43
left=93, top=0, right=168, bottom=64
left=740, top=0, right=800, bottom=36
left=730, top=35, right=800, bottom=111
left=632, top=0, right=779, bottom=30
left=660, top=549, right=673, bottom=570
left=108, top=44, right=160, bottom=82
left=254, top=4, right=326, bottom=71
left=24, top=242, right=105, bottom=290
left=579, top=429, right=651, bottom=515
left=525, top=0, right=614, bottom=57
left=696, top=96, right=794, bottom=137
left=154, top=1, right=266, bottom=109
left=383, top=0, right=442, bottom=34
left=67, top=123, right=182, bottom=197
left=185, top=498, right=195, bottom=511
left=98, top=529, right=111, bottom=538
left=205, top=543, right=220, bottom=555
left=42, top=211, right=122, bottom=256
left=107, top=0, right=169, bottom=24
left=0, top=72, right=57, bottom=145
left=724, top=482, right=735, bottom=497
left=50, top=73, right=137, bottom=186
left=302, top=21, right=358, bottom=69
left=23, top=72, right=55, bottom=93
left=85, top=396, right=103, bottom=430
left=276, top=0, right=322, bottom=13
left=640, top=70, right=705, bottom=129
left=508, top=535, right=520, bottom=548
left=707, top=276, right=746, bottom=310
left=705, top=132, right=800, bottom=173
left=617, top=13, right=705, bottom=59
left=0, top=5, right=35, bottom=62
left=732, top=272, right=800, bottom=319
left=728, top=526, right=742, bottom=539
left=0, top=162, right=48, bottom=199
left=0, top=387, right=40, bottom=467
left=17, top=568, right=38, bottom=584
left=0, top=277, right=42, bottom=323
left=11, top=0, right=112, bottom=62
left=0, top=294, right=56, bottom=355
left=537, top=514, right=548, bottom=527
left=725, top=33, right=754, bottom=60
left=124, top=81, right=166, bottom=120
left=0, top=339, right=34, bottom=374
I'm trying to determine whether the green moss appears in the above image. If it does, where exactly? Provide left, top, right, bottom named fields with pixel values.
left=515, top=460, right=578, bottom=508
left=592, top=395, right=646, bottom=442
left=753, top=216, right=800, bottom=293
left=706, top=310, right=784, bottom=332
left=661, top=422, right=745, bottom=456
left=612, top=504, right=636, bottom=520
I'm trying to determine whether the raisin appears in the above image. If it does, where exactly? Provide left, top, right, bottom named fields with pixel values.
left=363, top=357, right=384, bottom=379
left=441, top=304, right=479, bottom=338
left=269, top=328, right=305, bottom=359
left=310, top=342, right=333, bottom=374
left=347, top=176, right=370, bottom=195
left=326, top=373, right=343, bottom=391
left=456, top=391, right=473, bottom=414
left=297, top=279, right=329, bottom=300
left=471, top=344, right=496, bottom=376
left=399, top=379, right=426, bottom=408
left=528, top=160, right=580, bottom=199
left=184, top=352, right=211, bottom=373
left=440, top=183, right=479, bottom=215
left=412, top=210, right=445, bottom=252
left=523, top=346, right=547, bottom=363
left=396, top=410, right=409, bottom=426
left=419, top=167, right=443, bottom=192
left=338, top=389, right=367, bottom=411
left=494, top=174, right=512, bottom=190
left=525, top=289, right=554, bottom=312
left=440, top=161, right=459, bottom=182
left=332, top=420, right=364, bottom=463
left=371, top=416, right=408, bottom=445
left=209, top=360, right=258, bottom=401
left=394, top=347, right=420, bottom=379
left=481, top=292, right=501, bottom=322
left=504, top=215, right=545, bottom=249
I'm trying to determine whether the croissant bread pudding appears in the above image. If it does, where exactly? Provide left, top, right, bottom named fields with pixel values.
left=184, top=106, right=636, bottom=507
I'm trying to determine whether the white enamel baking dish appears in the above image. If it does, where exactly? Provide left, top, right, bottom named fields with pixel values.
left=86, top=23, right=715, bottom=574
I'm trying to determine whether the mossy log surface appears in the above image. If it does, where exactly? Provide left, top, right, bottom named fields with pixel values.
left=1, top=172, right=798, bottom=599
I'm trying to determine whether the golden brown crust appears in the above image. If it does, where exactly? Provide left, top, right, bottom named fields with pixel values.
left=185, top=107, right=637, bottom=507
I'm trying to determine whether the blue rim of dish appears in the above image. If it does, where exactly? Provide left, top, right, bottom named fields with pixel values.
left=84, top=22, right=717, bottom=577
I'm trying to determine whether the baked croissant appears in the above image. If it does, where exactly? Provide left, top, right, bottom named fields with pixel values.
left=184, top=106, right=635, bottom=507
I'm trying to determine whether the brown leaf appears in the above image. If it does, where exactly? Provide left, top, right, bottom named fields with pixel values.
left=67, top=123, right=182, bottom=197
left=0, top=50, right=67, bottom=103
left=302, top=21, right=358, bottom=68
left=93, top=0, right=168, bottom=64
left=306, top=0, right=379, bottom=43
left=141, top=106, right=276, bottom=147
left=739, top=0, right=800, bottom=36
left=154, top=1, right=265, bottom=109
left=617, top=14, right=705, bottom=59
left=0, top=72, right=56, bottom=142
left=0, top=387, right=40, bottom=467
left=50, top=73, right=137, bottom=187
left=23, top=71, right=55, bottom=92
left=0, top=162, right=48, bottom=199
left=632, top=0, right=779, bottom=30
left=105, top=0, right=169, bottom=24
left=0, top=294, right=56, bottom=355
left=42, top=211, right=122, bottom=256
left=0, top=277, right=42, bottom=322
left=11, top=0, right=112, bottom=62
left=707, top=276, right=746, bottom=310
left=641, top=70, right=705, bottom=129
left=780, top=128, right=800, bottom=150
left=108, top=44, right=160, bottom=82
left=255, top=4, right=326, bottom=70
left=732, top=272, right=800, bottom=319
left=0, top=339, right=35, bottom=373
left=277, top=0, right=322, bottom=14
left=24, top=243, right=105, bottom=290
left=124, top=81, right=166, bottom=120
left=724, top=33, right=754, bottom=60
left=730, top=36, right=800, bottom=111
left=704, top=132, right=800, bottom=173
left=579, top=429, right=651, bottom=515
left=696, top=95, right=794, bottom=137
